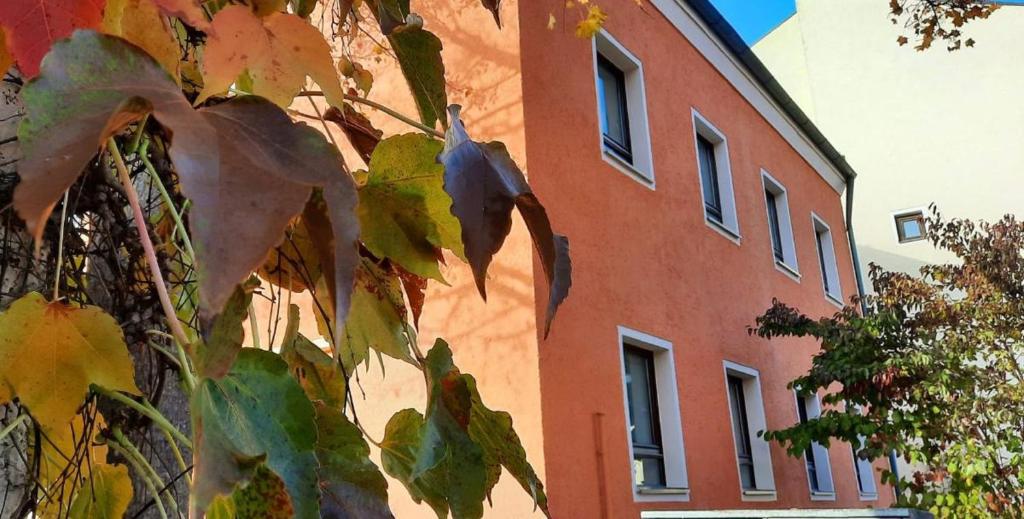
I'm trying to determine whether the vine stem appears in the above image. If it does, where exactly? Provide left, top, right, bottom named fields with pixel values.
left=92, top=385, right=193, bottom=450
left=295, top=91, right=445, bottom=139
left=112, top=427, right=180, bottom=518
left=108, top=438, right=169, bottom=519
left=52, top=190, right=70, bottom=300
left=139, top=139, right=195, bottom=261
left=0, top=414, right=29, bottom=443
left=107, top=137, right=191, bottom=349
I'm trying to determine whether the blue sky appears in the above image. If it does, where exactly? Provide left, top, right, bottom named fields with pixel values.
left=708, top=0, right=796, bottom=44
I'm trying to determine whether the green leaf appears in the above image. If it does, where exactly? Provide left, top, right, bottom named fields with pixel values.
left=389, top=27, right=447, bottom=129
left=0, top=292, right=140, bottom=439
left=359, top=133, right=463, bottom=281
left=440, top=105, right=571, bottom=336
left=191, top=349, right=319, bottom=519
left=379, top=409, right=454, bottom=519
left=372, top=0, right=410, bottom=35
left=68, top=464, right=134, bottom=519
left=15, top=30, right=217, bottom=245
left=196, top=277, right=260, bottom=378
left=315, top=403, right=393, bottom=519
left=231, top=465, right=294, bottom=519
left=280, top=304, right=348, bottom=407
left=337, top=255, right=417, bottom=373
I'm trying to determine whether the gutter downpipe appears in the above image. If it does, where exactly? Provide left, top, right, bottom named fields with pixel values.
left=845, top=177, right=869, bottom=315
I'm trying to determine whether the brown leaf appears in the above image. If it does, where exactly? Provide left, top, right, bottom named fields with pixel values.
left=15, top=31, right=217, bottom=245
left=324, top=104, right=382, bottom=165
left=395, top=264, right=427, bottom=329
left=439, top=105, right=571, bottom=333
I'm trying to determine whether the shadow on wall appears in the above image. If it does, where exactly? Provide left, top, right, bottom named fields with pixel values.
left=857, top=244, right=931, bottom=286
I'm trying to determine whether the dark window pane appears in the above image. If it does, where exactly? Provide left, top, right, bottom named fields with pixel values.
left=597, top=56, right=632, bottom=163
left=728, top=375, right=756, bottom=490
left=766, top=190, right=784, bottom=262
left=797, top=397, right=820, bottom=492
left=852, top=445, right=866, bottom=492
left=816, top=231, right=831, bottom=294
left=624, top=347, right=665, bottom=488
left=697, top=135, right=722, bottom=222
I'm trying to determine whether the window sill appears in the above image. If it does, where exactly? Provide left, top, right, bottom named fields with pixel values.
left=825, top=292, right=844, bottom=309
left=602, top=148, right=655, bottom=189
left=704, top=217, right=741, bottom=245
left=810, top=491, right=836, bottom=501
left=638, top=487, right=690, bottom=496
left=740, top=489, right=777, bottom=502
left=859, top=492, right=879, bottom=501
left=774, top=260, right=800, bottom=282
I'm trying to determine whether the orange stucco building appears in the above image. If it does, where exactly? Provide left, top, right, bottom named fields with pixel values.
left=293, top=0, right=928, bottom=517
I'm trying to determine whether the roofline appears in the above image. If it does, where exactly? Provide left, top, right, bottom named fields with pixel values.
left=683, top=0, right=858, bottom=181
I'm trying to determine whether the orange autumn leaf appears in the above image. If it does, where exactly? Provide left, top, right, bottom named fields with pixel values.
left=196, top=5, right=345, bottom=108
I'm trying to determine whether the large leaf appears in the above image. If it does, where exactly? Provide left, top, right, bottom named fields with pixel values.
left=68, top=464, right=134, bottom=519
left=337, top=254, right=417, bottom=373
left=359, top=133, right=462, bottom=281
left=315, top=403, right=393, bottom=519
left=196, top=6, right=345, bottom=108
left=101, top=0, right=181, bottom=78
left=0, top=0, right=105, bottom=77
left=381, top=340, right=549, bottom=518
left=389, top=27, right=447, bottom=129
left=15, top=30, right=217, bottom=244
left=196, top=277, right=259, bottom=378
left=0, top=292, right=140, bottom=438
left=439, top=105, right=571, bottom=336
left=191, top=349, right=319, bottom=518
left=280, top=304, right=347, bottom=407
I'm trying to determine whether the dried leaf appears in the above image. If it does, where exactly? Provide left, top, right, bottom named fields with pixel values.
left=196, top=6, right=345, bottom=108
left=0, top=292, right=140, bottom=439
left=0, top=0, right=105, bottom=77
left=231, top=465, right=294, bottom=519
left=102, top=0, right=181, bottom=78
left=439, top=105, right=571, bottom=333
left=15, top=30, right=217, bottom=245
left=324, top=104, right=382, bottom=165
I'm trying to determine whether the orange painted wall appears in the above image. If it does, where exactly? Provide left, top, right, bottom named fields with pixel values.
left=517, top=1, right=893, bottom=517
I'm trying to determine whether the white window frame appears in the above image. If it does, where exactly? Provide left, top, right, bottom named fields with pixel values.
left=811, top=213, right=843, bottom=307
left=851, top=438, right=879, bottom=500
left=761, top=171, right=799, bottom=281
left=891, top=206, right=928, bottom=245
left=593, top=30, right=655, bottom=188
left=793, top=392, right=836, bottom=500
left=692, top=109, right=740, bottom=242
left=722, top=361, right=776, bottom=501
left=618, top=326, right=690, bottom=502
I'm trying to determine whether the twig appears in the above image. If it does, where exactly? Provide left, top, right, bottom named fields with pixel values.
left=0, top=414, right=29, bottom=443
left=107, top=439, right=169, bottom=519
left=107, top=137, right=192, bottom=349
left=52, top=190, right=70, bottom=300
left=296, top=91, right=445, bottom=139
left=112, top=427, right=180, bottom=518
left=92, top=385, right=192, bottom=450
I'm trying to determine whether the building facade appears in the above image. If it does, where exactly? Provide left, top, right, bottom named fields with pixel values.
left=301, top=0, right=915, bottom=517
left=754, top=0, right=1024, bottom=277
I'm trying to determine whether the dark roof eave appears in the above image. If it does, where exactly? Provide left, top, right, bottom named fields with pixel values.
left=684, top=0, right=857, bottom=182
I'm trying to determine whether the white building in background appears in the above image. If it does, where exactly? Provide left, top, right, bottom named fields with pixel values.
left=754, top=0, right=1024, bottom=278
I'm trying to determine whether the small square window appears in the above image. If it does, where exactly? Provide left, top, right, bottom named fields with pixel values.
left=894, top=211, right=926, bottom=243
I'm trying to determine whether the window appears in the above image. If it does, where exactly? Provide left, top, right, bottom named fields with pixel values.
left=693, top=110, right=739, bottom=238
left=852, top=439, right=879, bottom=499
left=594, top=31, right=654, bottom=184
left=625, top=347, right=665, bottom=488
left=598, top=56, right=632, bottom=163
left=795, top=393, right=835, bottom=498
left=894, top=210, right=926, bottom=243
left=812, top=214, right=842, bottom=304
left=761, top=172, right=798, bottom=275
left=723, top=362, right=775, bottom=500
left=618, top=327, right=689, bottom=500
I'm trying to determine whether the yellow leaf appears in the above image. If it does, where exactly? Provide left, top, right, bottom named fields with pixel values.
left=0, top=293, right=140, bottom=440
left=575, top=5, right=607, bottom=38
left=102, top=0, right=182, bottom=80
left=68, top=464, right=134, bottom=519
left=0, top=28, right=12, bottom=75
left=196, top=6, right=346, bottom=108
left=37, top=412, right=112, bottom=518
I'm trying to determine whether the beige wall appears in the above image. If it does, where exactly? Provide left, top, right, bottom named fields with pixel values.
left=755, top=0, right=1024, bottom=277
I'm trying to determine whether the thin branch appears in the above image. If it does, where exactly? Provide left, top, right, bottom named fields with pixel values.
left=297, top=91, right=445, bottom=139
